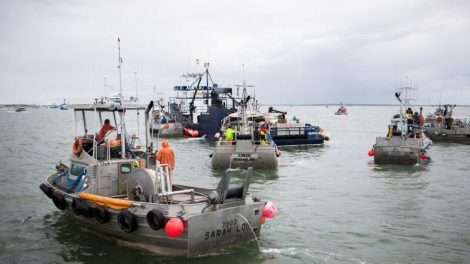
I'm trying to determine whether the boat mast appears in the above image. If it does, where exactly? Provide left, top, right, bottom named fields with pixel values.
left=118, top=37, right=126, bottom=159
left=135, top=71, right=140, bottom=138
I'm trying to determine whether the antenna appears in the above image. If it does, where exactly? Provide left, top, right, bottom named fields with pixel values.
left=103, top=77, right=114, bottom=99
left=117, top=37, right=125, bottom=159
left=134, top=72, right=139, bottom=102
left=118, top=37, right=123, bottom=105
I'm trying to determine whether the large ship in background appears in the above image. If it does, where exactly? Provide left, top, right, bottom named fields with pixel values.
left=167, top=63, right=240, bottom=139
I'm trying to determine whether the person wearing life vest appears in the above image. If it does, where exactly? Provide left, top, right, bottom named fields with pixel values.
left=156, top=140, right=176, bottom=177
left=225, top=125, right=236, bottom=143
left=97, top=119, right=114, bottom=143
left=260, top=123, right=268, bottom=144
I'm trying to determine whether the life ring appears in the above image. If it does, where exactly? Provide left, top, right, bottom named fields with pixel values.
left=92, top=206, right=109, bottom=224
left=163, top=123, right=170, bottom=129
left=73, top=138, right=83, bottom=156
left=39, top=183, right=53, bottom=199
left=436, top=116, right=443, bottom=123
left=118, top=210, right=138, bottom=233
left=146, top=209, right=166, bottom=230
left=51, top=192, right=67, bottom=210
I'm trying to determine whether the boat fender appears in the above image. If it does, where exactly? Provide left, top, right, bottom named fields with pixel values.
left=71, top=197, right=81, bottom=216
left=118, top=210, right=138, bottom=233
left=92, top=206, right=110, bottom=224
left=72, top=198, right=93, bottom=217
left=51, top=192, right=67, bottom=210
left=146, top=209, right=166, bottom=230
left=39, top=183, right=53, bottom=199
left=72, top=138, right=83, bottom=157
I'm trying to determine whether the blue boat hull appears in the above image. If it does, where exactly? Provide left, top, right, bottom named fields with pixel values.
left=270, top=125, right=324, bottom=146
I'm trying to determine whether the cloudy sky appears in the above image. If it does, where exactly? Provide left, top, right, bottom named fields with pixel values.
left=1, top=0, right=469, bottom=105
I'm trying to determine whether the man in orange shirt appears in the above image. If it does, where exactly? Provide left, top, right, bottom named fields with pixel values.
left=156, top=140, right=176, bottom=177
left=97, top=119, right=114, bottom=143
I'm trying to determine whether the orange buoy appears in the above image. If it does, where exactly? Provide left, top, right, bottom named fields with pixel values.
left=79, top=193, right=134, bottom=210
left=72, top=138, right=83, bottom=156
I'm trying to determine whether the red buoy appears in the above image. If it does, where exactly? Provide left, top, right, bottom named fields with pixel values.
left=263, top=201, right=278, bottom=219
left=368, top=149, right=375, bottom=157
left=165, top=218, right=184, bottom=238
left=419, top=153, right=428, bottom=160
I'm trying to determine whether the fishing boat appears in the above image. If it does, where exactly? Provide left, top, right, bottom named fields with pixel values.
left=168, top=63, right=239, bottom=139
left=266, top=107, right=329, bottom=146
left=150, top=95, right=183, bottom=137
left=334, top=103, right=347, bottom=115
left=423, top=104, right=470, bottom=143
left=14, top=106, right=27, bottom=112
left=369, top=85, right=432, bottom=164
left=60, top=99, right=68, bottom=110
left=39, top=39, right=275, bottom=256
left=211, top=86, right=279, bottom=169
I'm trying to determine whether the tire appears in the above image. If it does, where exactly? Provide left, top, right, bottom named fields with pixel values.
left=118, top=210, right=137, bottom=233
left=71, top=197, right=81, bottom=216
left=93, top=206, right=109, bottom=224
left=146, top=209, right=166, bottom=230
left=51, top=192, right=67, bottom=210
left=39, top=183, right=53, bottom=199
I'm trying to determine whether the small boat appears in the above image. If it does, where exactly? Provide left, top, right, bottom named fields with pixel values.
left=423, top=105, right=470, bottom=143
left=60, top=99, right=68, bottom=110
left=39, top=40, right=275, bottom=256
left=369, top=88, right=432, bottom=164
left=211, top=87, right=279, bottom=169
left=266, top=107, right=329, bottom=146
left=15, top=106, right=27, bottom=112
left=50, top=104, right=58, bottom=109
left=39, top=100, right=274, bottom=256
left=334, top=104, right=347, bottom=115
left=151, top=97, right=183, bottom=137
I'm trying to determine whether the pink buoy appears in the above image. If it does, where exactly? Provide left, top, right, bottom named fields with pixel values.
left=368, top=149, right=375, bottom=157
left=263, top=201, right=278, bottom=219
left=165, top=218, right=184, bottom=238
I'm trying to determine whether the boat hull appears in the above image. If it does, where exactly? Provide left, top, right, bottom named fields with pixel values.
left=211, top=140, right=278, bottom=169
left=270, top=126, right=324, bottom=146
left=373, top=136, right=423, bottom=164
left=43, top=181, right=264, bottom=257
left=424, top=127, right=470, bottom=143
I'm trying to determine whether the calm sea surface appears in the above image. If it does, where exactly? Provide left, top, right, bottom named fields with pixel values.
left=1, top=105, right=469, bottom=264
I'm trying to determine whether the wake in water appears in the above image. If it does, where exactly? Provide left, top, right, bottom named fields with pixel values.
left=260, top=246, right=368, bottom=263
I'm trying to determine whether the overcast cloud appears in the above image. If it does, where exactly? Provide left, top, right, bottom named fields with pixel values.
left=0, top=0, right=469, bottom=105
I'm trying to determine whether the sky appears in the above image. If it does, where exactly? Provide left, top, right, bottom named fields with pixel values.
left=0, top=0, right=469, bottom=105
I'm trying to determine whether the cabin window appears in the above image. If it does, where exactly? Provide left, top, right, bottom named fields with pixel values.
left=121, top=163, right=131, bottom=173
left=70, top=163, right=87, bottom=176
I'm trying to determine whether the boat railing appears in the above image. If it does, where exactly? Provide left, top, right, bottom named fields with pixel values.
left=156, top=164, right=195, bottom=203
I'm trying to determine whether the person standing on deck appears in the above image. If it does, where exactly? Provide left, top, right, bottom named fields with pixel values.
left=156, top=140, right=176, bottom=177
left=225, top=125, right=236, bottom=143
left=97, top=119, right=114, bottom=143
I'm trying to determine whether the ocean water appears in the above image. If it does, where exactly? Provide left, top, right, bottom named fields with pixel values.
left=0, top=105, right=469, bottom=264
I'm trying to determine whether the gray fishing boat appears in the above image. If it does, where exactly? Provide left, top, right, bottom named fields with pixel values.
left=39, top=40, right=275, bottom=257
left=150, top=97, right=183, bottom=137
left=423, top=105, right=470, bottom=143
left=370, top=86, right=432, bottom=165
left=211, top=86, right=279, bottom=169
